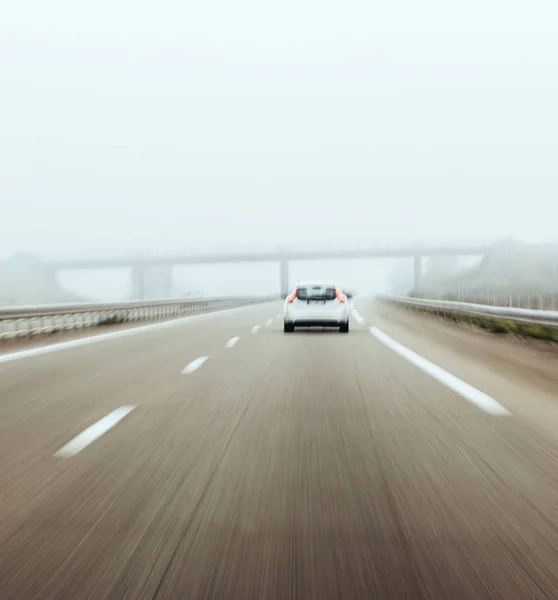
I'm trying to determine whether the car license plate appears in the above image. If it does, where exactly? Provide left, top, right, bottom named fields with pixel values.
left=308, top=300, right=326, bottom=305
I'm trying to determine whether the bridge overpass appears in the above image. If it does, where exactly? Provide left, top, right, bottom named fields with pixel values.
left=44, top=242, right=510, bottom=299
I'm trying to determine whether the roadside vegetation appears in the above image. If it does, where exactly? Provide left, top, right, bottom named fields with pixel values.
left=464, top=316, right=558, bottom=342
left=404, top=303, right=558, bottom=343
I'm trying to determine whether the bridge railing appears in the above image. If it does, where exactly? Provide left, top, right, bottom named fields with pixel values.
left=0, top=296, right=275, bottom=340
left=379, top=295, right=558, bottom=327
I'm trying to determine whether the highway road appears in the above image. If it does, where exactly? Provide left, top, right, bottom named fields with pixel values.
left=1, top=300, right=558, bottom=598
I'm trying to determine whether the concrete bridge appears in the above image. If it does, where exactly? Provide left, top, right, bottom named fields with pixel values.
left=44, top=242, right=508, bottom=299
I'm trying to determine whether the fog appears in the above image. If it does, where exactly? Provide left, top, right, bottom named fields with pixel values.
left=2, top=0, right=558, bottom=300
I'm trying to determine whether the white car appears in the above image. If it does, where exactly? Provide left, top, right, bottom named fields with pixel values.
left=284, top=281, right=350, bottom=333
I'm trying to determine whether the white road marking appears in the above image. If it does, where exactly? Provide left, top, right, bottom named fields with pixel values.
left=0, top=304, right=264, bottom=366
left=266, top=318, right=273, bottom=327
left=276, top=314, right=281, bottom=321
left=225, top=336, right=240, bottom=348
left=370, top=327, right=510, bottom=416
left=54, top=405, right=136, bottom=457
left=351, top=309, right=365, bottom=324
left=251, top=325, right=260, bottom=334
left=181, top=356, right=209, bottom=374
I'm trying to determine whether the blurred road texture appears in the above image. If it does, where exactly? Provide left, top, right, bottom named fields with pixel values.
left=1, top=301, right=558, bottom=599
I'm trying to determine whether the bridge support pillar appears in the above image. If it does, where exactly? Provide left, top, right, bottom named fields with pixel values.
left=131, top=264, right=174, bottom=300
left=414, top=255, right=423, bottom=294
left=131, top=264, right=146, bottom=300
left=279, top=259, right=290, bottom=297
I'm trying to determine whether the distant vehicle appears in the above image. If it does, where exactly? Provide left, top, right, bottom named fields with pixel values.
left=283, top=282, right=350, bottom=333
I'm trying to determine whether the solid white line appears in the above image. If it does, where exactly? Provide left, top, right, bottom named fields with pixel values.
left=266, top=318, right=273, bottom=327
left=251, top=325, right=260, bottom=334
left=54, top=405, right=136, bottom=457
left=181, top=356, right=209, bottom=374
left=370, top=327, right=510, bottom=416
left=225, top=336, right=240, bottom=348
left=0, top=304, right=265, bottom=367
left=351, top=309, right=365, bottom=324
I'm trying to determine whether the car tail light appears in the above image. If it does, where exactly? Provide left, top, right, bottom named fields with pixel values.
left=287, top=288, right=297, bottom=303
left=335, top=288, right=345, bottom=303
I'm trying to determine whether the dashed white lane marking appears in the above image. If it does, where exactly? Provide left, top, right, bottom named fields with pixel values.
left=181, top=356, right=209, bottom=375
left=0, top=304, right=264, bottom=366
left=266, top=318, right=273, bottom=327
left=370, top=327, right=510, bottom=416
left=225, top=336, right=240, bottom=348
left=276, top=314, right=281, bottom=321
left=54, top=405, right=137, bottom=457
left=251, top=325, right=260, bottom=334
left=351, top=309, right=365, bottom=324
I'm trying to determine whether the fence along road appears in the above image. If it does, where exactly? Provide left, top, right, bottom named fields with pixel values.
left=380, top=295, right=558, bottom=327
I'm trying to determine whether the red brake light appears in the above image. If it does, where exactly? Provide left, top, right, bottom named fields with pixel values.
left=335, top=288, right=345, bottom=303
left=287, top=288, right=297, bottom=303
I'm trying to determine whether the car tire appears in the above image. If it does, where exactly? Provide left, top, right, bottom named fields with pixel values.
left=339, top=321, right=349, bottom=333
left=284, top=321, right=295, bottom=333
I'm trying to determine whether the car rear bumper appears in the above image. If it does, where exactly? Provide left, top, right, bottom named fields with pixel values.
left=284, top=306, right=349, bottom=325
left=287, top=319, right=346, bottom=327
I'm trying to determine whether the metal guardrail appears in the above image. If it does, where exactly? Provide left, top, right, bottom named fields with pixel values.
left=0, top=296, right=274, bottom=340
left=380, top=296, right=558, bottom=327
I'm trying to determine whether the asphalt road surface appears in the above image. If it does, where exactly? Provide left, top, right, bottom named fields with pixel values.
left=2, top=300, right=558, bottom=599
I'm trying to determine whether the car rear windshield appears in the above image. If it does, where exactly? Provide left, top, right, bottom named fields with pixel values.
left=296, top=286, right=336, bottom=301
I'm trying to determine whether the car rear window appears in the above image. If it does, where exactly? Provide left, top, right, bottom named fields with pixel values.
left=296, top=286, right=336, bottom=301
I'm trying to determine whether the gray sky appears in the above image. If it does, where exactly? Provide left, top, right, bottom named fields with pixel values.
left=2, top=0, right=558, bottom=261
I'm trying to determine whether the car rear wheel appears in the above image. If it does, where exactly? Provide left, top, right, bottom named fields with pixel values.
left=339, top=321, right=349, bottom=333
left=284, top=321, right=295, bottom=333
